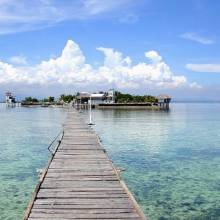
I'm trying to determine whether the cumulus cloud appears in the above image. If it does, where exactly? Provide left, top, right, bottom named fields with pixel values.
left=97, top=47, right=132, bottom=67
left=0, top=61, right=29, bottom=84
left=0, top=39, right=200, bottom=90
left=145, top=51, right=162, bottom=63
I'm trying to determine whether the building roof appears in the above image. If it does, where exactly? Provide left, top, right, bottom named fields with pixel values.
left=77, top=92, right=105, bottom=99
left=77, top=92, right=90, bottom=98
left=157, top=94, right=171, bottom=100
left=91, top=93, right=105, bottom=98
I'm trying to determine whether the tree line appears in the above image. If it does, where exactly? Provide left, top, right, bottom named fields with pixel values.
left=22, top=94, right=75, bottom=104
left=114, top=91, right=158, bottom=103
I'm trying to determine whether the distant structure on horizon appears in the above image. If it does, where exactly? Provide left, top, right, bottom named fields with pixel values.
left=74, top=90, right=171, bottom=110
left=157, top=94, right=171, bottom=110
left=75, top=90, right=115, bottom=107
left=5, top=92, right=16, bottom=107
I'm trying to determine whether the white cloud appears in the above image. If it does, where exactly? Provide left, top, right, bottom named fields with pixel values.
left=97, top=47, right=132, bottom=67
left=82, top=0, right=132, bottom=15
left=0, top=0, right=137, bottom=34
left=0, top=39, right=200, bottom=91
left=181, top=32, right=214, bottom=45
left=9, top=55, right=27, bottom=65
left=189, top=82, right=202, bottom=89
left=145, top=51, right=162, bottom=63
left=0, top=61, right=30, bottom=84
left=186, top=63, right=220, bottom=73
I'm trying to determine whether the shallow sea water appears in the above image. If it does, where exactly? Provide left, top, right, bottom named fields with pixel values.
left=1, top=103, right=220, bottom=220
left=84, top=103, right=220, bottom=220
left=0, top=104, right=66, bottom=220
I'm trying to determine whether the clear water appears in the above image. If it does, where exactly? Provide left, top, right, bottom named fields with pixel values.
left=83, top=103, right=220, bottom=220
left=0, top=104, right=66, bottom=220
left=1, top=103, right=220, bottom=220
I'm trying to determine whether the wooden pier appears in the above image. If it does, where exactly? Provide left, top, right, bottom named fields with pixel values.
left=24, top=110, right=147, bottom=220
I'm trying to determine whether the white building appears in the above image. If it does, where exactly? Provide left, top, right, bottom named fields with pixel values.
left=75, top=90, right=115, bottom=106
left=90, top=93, right=105, bottom=105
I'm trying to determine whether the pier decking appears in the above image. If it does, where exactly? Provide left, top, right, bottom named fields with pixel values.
left=24, top=110, right=147, bottom=220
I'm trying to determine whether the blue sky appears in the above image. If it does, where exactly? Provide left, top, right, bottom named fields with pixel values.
left=0, top=0, right=220, bottom=101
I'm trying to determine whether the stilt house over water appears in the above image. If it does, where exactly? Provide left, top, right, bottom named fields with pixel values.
left=157, top=94, right=171, bottom=110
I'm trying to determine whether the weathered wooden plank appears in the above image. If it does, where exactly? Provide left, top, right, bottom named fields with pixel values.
left=34, top=188, right=126, bottom=192
left=47, top=169, right=114, bottom=173
left=38, top=189, right=126, bottom=194
left=48, top=166, right=113, bottom=170
left=58, top=144, right=102, bottom=148
left=32, top=203, right=135, bottom=209
left=56, top=150, right=103, bottom=153
left=37, top=192, right=128, bottom=198
left=31, top=208, right=135, bottom=214
left=29, top=212, right=140, bottom=218
left=50, top=160, right=111, bottom=165
left=45, top=175, right=118, bottom=181
left=55, top=152, right=106, bottom=156
left=60, top=142, right=99, bottom=146
left=53, top=159, right=109, bottom=162
left=49, top=163, right=112, bottom=168
left=34, top=198, right=134, bottom=205
left=41, top=181, right=122, bottom=188
left=46, top=170, right=115, bottom=175
left=59, top=147, right=100, bottom=149
left=28, top=218, right=141, bottom=220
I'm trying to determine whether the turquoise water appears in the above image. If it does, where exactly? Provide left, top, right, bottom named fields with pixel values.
left=0, top=104, right=66, bottom=219
left=84, top=103, right=220, bottom=220
left=1, top=103, right=220, bottom=219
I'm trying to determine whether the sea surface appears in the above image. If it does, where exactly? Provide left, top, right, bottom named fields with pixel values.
left=0, top=103, right=220, bottom=220
left=0, top=104, right=66, bottom=220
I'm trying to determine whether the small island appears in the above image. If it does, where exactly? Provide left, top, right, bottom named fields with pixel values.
left=75, top=90, right=171, bottom=110
left=20, top=90, right=171, bottom=110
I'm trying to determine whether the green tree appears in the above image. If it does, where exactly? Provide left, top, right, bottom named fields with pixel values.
left=24, top=97, right=39, bottom=102
left=144, top=95, right=158, bottom=103
left=59, top=94, right=75, bottom=103
left=114, top=91, right=157, bottom=103
left=48, top=96, right=55, bottom=102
